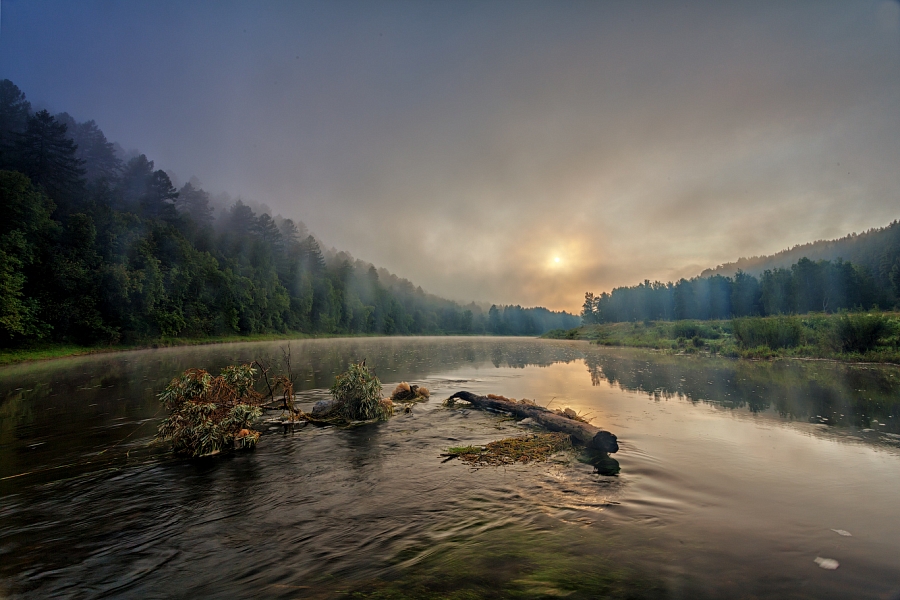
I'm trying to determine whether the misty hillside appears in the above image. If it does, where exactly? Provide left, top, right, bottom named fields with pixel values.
left=581, top=218, right=900, bottom=324
left=0, top=79, right=577, bottom=347
left=700, top=221, right=900, bottom=280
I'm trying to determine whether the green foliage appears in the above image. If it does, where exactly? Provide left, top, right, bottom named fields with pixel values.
left=330, top=361, right=391, bottom=421
left=0, top=171, right=56, bottom=342
left=732, top=316, right=804, bottom=349
left=832, top=313, right=894, bottom=353
left=155, top=365, right=263, bottom=457
left=671, top=320, right=719, bottom=340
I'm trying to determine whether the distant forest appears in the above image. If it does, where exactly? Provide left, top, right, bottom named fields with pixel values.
left=0, top=80, right=578, bottom=347
left=701, top=220, right=900, bottom=279
left=582, top=225, right=900, bottom=323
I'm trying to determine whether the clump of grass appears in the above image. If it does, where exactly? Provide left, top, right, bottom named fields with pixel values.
left=832, top=313, right=894, bottom=353
left=155, top=364, right=264, bottom=457
left=671, top=320, right=719, bottom=340
left=330, top=361, right=393, bottom=421
left=443, top=432, right=572, bottom=466
left=732, top=316, right=803, bottom=349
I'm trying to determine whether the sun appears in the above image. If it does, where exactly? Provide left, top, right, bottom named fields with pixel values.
left=554, top=257, right=560, bottom=263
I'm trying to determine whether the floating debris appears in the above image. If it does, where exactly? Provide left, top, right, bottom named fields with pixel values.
left=391, top=381, right=430, bottom=402
left=442, top=432, right=572, bottom=466
left=831, top=529, right=852, bottom=537
left=814, top=557, right=840, bottom=570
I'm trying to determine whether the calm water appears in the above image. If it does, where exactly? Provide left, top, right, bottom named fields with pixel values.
left=1, top=337, right=900, bottom=598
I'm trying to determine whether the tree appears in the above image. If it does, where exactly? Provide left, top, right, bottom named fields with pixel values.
left=177, top=181, right=214, bottom=226
left=116, top=155, right=177, bottom=220
left=299, top=235, right=326, bottom=275
left=15, top=110, right=85, bottom=202
left=59, top=114, right=122, bottom=182
left=581, top=292, right=597, bottom=324
left=0, top=79, right=31, bottom=170
left=731, top=270, right=761, bottom=316
left=0, top=171, right=57, bottom=342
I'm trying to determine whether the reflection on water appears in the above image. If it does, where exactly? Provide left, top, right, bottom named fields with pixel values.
left=585, top=351, right=900, bottom=438
left=1, top=338, right=900, bottom=598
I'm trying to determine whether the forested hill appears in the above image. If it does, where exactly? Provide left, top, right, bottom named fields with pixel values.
left=700, top=221, right=900, bottom=279
left=581, top=220, right=900, bottom=324
left=0, top=79, right=578, bottom=347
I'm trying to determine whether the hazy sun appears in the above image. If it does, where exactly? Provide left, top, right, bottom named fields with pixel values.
left=554, top=257, right=560, bottom=263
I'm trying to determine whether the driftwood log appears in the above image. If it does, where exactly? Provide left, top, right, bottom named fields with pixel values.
left=447, top=391, right=618, bottom=454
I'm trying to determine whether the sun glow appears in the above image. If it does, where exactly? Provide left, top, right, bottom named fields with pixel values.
left=554, top=257, right=560, bottom=263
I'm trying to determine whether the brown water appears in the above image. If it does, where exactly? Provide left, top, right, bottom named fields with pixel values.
left=1, top=337, right=900, bottom=598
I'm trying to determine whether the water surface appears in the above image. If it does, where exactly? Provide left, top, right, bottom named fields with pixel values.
left=1, top=337, right=899, bottom=598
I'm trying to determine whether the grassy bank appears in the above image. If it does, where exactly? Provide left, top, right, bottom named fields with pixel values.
left=544, top=312, right=900, bottom=363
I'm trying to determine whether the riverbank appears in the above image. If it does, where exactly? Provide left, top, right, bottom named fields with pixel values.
left=544, top=312, right=900, bottom=364
left=0, top=331, right=529, bottom=366
left=0, top=331, right=352, bottom=366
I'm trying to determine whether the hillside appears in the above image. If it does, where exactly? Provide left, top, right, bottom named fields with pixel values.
left=700, top=221, right=900, bottom=280
left=0, top=79, right=577, bottom=347
left=579, top=218, right=900, bottom=324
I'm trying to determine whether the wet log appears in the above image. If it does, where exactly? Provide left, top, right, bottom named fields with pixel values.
left=447, top=391, right=618, bottom=454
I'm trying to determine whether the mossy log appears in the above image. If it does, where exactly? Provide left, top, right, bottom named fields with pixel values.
left=447, top=391, right=618, bottom=454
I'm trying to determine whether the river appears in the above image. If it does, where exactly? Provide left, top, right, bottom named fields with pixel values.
left=1, top=337, right=899, bottom=598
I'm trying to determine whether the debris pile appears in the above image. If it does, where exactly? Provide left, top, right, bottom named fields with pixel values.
left=155, top=364, right=265, bottom=457
left=443, top=432, right=572, bottom=466
left=391, top=381, right=430, bottom=402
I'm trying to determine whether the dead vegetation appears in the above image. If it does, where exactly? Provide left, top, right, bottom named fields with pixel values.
left=390, top=381, right=430, bottom=402
left=442, top=432, right=572, bottom=466
left=480, top=394, right=591, bottom=423
left=155, top=364, right=268, bottom=457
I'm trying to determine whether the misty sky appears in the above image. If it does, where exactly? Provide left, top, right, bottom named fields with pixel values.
left=2, top=1, right=899, bottom=311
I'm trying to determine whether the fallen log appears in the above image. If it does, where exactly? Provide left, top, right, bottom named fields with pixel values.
left=446, top=391, right=618, bottom=454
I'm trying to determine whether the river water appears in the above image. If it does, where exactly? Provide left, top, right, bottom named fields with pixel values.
left=1, top=337, right=900, bottom=599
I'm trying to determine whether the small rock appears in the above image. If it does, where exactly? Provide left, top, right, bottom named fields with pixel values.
left=312, top=399, right=337, bottom=416
left=814, top=557, right=839, bottom=570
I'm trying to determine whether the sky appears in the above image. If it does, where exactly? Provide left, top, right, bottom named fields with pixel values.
left=2, top=1, right=899, bottom=312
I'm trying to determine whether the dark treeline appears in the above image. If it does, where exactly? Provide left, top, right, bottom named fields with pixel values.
left=582, top=256, right=887, bottom=324
left=0, top=80, right=576, bottom=347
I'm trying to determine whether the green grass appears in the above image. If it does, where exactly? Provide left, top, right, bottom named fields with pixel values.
left=544, top=312, right=900, bottom=364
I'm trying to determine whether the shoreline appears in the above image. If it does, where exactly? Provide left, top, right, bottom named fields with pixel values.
left=0, top=332, right=520, bottom=367
left=543, top=315, right=900, bottom=366
left=0, top=332, right=386, bottom=366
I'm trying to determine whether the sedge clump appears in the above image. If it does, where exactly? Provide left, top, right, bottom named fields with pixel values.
left=155, top=364, right=264, bottom=457
left=330, top=361, right=393, bottom=422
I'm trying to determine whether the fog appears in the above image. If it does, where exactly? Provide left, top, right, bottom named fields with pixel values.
left=2, top=0, right=899, bottom=311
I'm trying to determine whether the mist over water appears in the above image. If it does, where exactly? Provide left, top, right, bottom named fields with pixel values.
left=2, top=338, right=900, bottom=598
